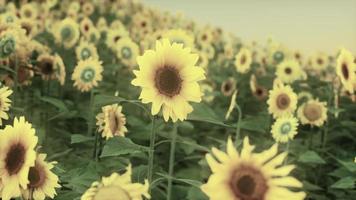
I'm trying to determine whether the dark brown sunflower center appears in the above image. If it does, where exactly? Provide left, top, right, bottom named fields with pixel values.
left=28, top=163, right=47, bottom=188
left=114, top=36, right=121, bottom=42
left=276, top=93, right=290, bottom=110
left=240, top=55, right=246, bottom=65
left=303, top=104, right=321, bottom=121
left=285, top=67, right=292, bottom=74
left=109, top=111, right=120, bottom=134
left=317, top=58, right=323, bottom=65
left=341, top=63, right=349, bottom=80
left=224, top=82, right=232, bottom=92
left=39, top=59, right=54, bottom=75
left=202, top=34, right=207, bottom=41
left=21, top=23, right=32, bottom=36
left=5, top=143, right=26, bottom=175
left=84, top=24, right=89, bottom=32
left=154, top=66, right=182, bottom=97
left=141, top=21, right=147, bottom=28
left=230, top=165, right=268, bottom=200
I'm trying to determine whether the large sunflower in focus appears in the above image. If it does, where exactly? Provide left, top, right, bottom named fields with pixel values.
left=336, top=49, right=355, bottom=93
left=132, top=39, right=205, bottom=122
left=201, top=137, right=306, bottom=200
left=0, top=116, right=38, bottom=200
left=267, top=81, right=298, bottom=118
left=81, top=164, right=150, bottom=200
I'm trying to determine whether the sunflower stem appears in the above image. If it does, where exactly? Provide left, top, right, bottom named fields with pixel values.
left=147, top=116, right=156, bottom=191
left=284, top=141, right=290, bottom=165
left=87, top=89, right=95, bottom=136
left=234, top=104, right=242, bottom=147
left=93, top=129, right=99, bottom=160
left=13, top=53, right=18, bottom=108
left=167, top=123, right=178, bottom=200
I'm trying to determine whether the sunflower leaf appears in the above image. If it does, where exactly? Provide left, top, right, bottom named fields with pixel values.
left=100, top=137, right=149, bottom=158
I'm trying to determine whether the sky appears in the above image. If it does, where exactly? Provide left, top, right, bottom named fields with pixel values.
left=143, top=0, right=356, bottom=55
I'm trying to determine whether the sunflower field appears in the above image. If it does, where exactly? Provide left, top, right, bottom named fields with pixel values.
left=0, top=0, right=355, bottom=200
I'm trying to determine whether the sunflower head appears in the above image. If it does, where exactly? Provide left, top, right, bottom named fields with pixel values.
left=271, top=116, right=299, bottom=143
left=115, top=37, right=139, bottom=67
left=276, top=59, right=305, bottom=83
left=297, top=99, right=327, bottom=127
left=55, top=18, right=80, bottom=49
left=36, top=54, right=56, bottom=80
left=72, top=58, right=103, bottom=92
left=96, top=104, right=128, bottom=140
left=76, top=39, right=98, bottom=61
left=0, top=86, right=13, bottom=125
left=336, top=49, right=355, bottom=93
left=162, top=29, right=194, bottom=48
left=201, top=137, right=306, bottom=200
left=234, top=47, right=252, bottom=74
left=221, top=78, right=236, bottom=96
left=267, top=80, right=298, bottom=118
left=132, top=39, right=205, bottom=122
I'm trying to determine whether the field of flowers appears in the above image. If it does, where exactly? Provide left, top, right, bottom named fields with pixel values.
left=0, top=0, right=355, bottom=200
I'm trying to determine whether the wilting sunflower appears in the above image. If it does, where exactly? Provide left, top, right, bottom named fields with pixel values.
left=162, top=29, right=194, bottom=48
left=22, top=154, right=60, bottom=200
left=36, top=54, right=57, bottom=81
left=96, top=104, right=128, bottom=140
left=201, top=137, right=306, bottom=200
left=0, top=116, right=38, bottom=200
left=267, top=81, right=298, bottom=118
left=81, top=164, right=150, bottom=200
left=234, top=47, right=252, bottom=74
left=54, top=54, right=66, bottom=86
left=132, top=39, right=205, bottom=122
left=336, top=49, right=355, bottom=93
left=297, top=99, right=327, bottom=127
left=72, top=58, right=103, bottom=92
left=271, top=116, right=299, bottom=143
left=221, top=77, right=236, bottom=96
left=53, top=18, right=80, bottom=49
left=0, top=86, right=12, bottom=125
left=76, top=39, right=99, bottom=61
left=115, top=37, right=139, bottom=68
left=276, top=59, right=305, bottom=83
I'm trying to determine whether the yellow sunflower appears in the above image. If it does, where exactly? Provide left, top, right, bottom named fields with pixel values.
left=72, top=58, right=103, bottom=92
left=234, top=47, right=252, bottom=74
left=297, top=99, right=327, bottom=127
left=271, top=116, right=299, bottom=143
left=96, top=17, right=108, bottom=33
left=82, top=2, right=95, bottom=16
left=54, top=54, right=66, bottom=86
left=336, top=48, right=355, bottom=93
left=20, top=3, right=38, bottom=20
left=79, top=17, right=94, bottom=37
left=162, top=29, right=194, bottom=48
left=0, top=12, right=18, bottom=24
left=115, top=37, right=139, bottom=68
left=96, top=104, right=128, bottom=140
left=201, top=137, right=306, bottom=200
left=53, top=18, right=80, bottom=49
left=276, top=59, right=305, bottom=83
left=200, top=43, right=215, bottom=59
left=106, top=28, right=129, bottom=50
left=196, top=28, right=213, bottom=45
left=132, top=39, right=205, bottom=122
left=250, top=74, right=268, bottom=101
left=267, top=80, right=298, bottom=118
left=19, top=18, right=38, bottom=38
left=76, top=39, right=99, bottom=61
left=22, top=154, right=60, bottom=200
left=201, top=83, right=215, bottom=103
left=0, top=86, right=12, bottom=125
left=36, top=54, right=57, bottom=81
left=81, top=164, right=150, bottom=200
left=221, top=77, right=237, bottom=96
left=0, top=116, right=38, bottom=200
left=310, top=52, right=329, bottom=72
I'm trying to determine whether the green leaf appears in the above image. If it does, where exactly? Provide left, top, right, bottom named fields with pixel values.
left=100, top=137, right=148, bottom=158
left=94, top=94, right=125, bottom=108
left=298, top=151, right=326, bottom=164
left=175, top=178, right=203, bottom=188
left=70, top=134, right=94, bottom=144
left=188, top=103, right=232, bottom=128
left=40, top=96, right=69, bottom=112
left=330, top=177, right=355, bottom=189
left=303, top=181, right=323, bottom=191
left=240, top=114, right=270, bottom=133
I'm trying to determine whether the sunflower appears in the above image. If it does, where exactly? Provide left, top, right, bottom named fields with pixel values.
left=0, top=86, right=12, bottom=125
left=201, top=137, right=306, bottom=200
left=250, top=74, right=268, bottom=101
left=267, top=80, right=298, bottom=118
left=196, top=28, right=213, bottom=45
left=0, top=12, right=18, bottom=24
left=81, top=164, right=150, bottom=200
left=54, top=54, right=66, bottom=85
left=234, top=47, right=252, bottom=74
left=200, top=43, right=215, bottom=59
left=106, top=28, right=129, bottom=50
left=79, top=17, right=94, bottom=37
left=132, top=39, right=205, bottom=122
left=19, top=18, right=38, bottom=38
left=276, top=59, right=305, bottom=83
left=53, top=18, right=80, bottom=49
left=162, top=29, right=194, bottom=48
left=96, top=17, right=108, bottom=33
left=271, top=116, right=299, bottom=143
left=115, top=37, right=139, bottom=68
left=72, top=58, right=103, bottom=92
left=22, top=154, right=60, bottom=200
left=76, top=39, right=99, bottom=61
left=36, top=54, right=57, bottom=81
left=336, top=49, right=355, bottom=93
left=96, top=104, right=128, bottom=140
left=221, top=77, right=236, bottom=96
left=298, top=91, right=313, bottom=102
left=297, top=99, right=327, bottom=127
left=201, top=83, right=214, bottom=103
left=82, top=2, right=95, bottom=16
left=0, top=116, right=38, bottom=200
left=310, top=52, right=329, bottom=72
left=20, top=3, right=38, bottom=20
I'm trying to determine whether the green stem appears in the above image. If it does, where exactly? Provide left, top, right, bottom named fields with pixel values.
left=13, top=53, right=18, bottom=108
left=284, top=141, right=290, bottom=165
left=87, top=89, right=95, bottom=136
left=234, top=104, right=242, bottom=147
left=147, top=116, right=156, bottom=191
left=93, top=129, right=99, bottom=160
left=167, top=123, right=178, bottom=200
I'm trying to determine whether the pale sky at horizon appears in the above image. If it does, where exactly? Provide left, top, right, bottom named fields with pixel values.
left=144, top=0, right=356, bottom=55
